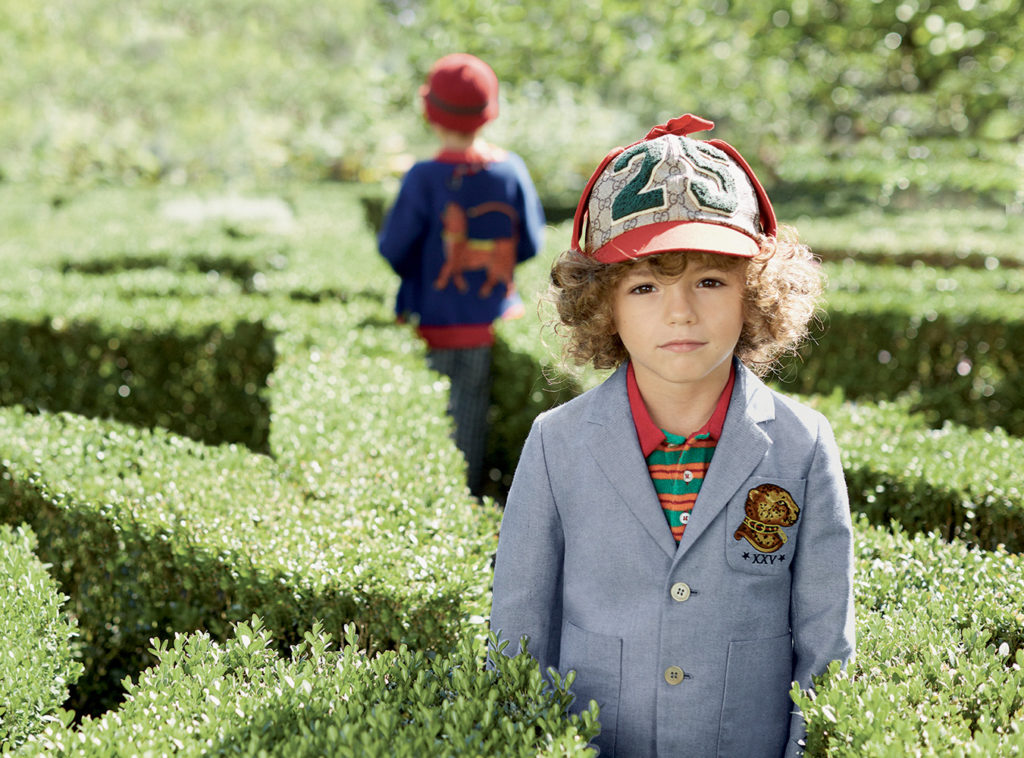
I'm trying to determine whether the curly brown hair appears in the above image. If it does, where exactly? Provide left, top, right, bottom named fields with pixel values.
left=547, top=224, right=824, bottom=377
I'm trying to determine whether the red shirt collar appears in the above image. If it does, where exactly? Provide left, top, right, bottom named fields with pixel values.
left=435, top=142, right=507, bottom=164
left=627, top=361, right=736, bottom=457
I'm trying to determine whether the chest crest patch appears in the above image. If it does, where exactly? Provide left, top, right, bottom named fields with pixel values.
left=733, top=484, right=800, bottom=553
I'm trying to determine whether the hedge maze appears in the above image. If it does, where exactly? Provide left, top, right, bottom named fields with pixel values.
left=1, top=184, right=1022, bottom=755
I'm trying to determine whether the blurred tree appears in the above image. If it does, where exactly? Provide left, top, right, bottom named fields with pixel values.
left=0, top=0, right=1019, bottom=199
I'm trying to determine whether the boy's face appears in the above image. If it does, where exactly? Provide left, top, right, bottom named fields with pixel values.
left=611, top=253, right=745, bottom=398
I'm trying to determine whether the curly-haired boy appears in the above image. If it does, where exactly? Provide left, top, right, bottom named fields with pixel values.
left=490, top=114, right=855, bottom=758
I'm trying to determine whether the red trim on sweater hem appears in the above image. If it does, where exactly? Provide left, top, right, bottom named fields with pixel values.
left=417, top=324, right=495, bottom=349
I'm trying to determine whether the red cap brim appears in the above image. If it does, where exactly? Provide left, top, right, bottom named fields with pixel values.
left=590, top=220, right=759, bottom=263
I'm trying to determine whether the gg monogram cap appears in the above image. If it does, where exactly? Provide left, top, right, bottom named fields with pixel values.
left=571, top=114, right=777, bottom=263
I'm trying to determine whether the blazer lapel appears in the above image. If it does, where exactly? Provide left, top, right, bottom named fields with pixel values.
left=584, top=366, right=678, bottom=560
left=674, top=362, right=775, bottom=561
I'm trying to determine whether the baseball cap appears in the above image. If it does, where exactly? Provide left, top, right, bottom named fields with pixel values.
left=420, top=53, right=499, bottom=133
left=571, top=114, right=777, bottom=263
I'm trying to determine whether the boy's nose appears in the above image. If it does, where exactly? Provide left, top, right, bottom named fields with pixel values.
left=664, top=283, right=697, bottom=324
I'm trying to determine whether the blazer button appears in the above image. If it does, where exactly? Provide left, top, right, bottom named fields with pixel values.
left=664, top=666, right=685, bottom=685
left=670, top=582, right=691, bottom=602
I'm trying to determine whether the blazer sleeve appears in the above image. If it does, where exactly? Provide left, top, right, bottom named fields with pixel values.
left=489, top=415, right=565, bottom=676
left=785, top=414, right=856, bottom=757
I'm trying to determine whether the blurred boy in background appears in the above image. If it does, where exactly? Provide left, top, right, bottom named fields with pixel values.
left=379, top=53, right=545, bottom=495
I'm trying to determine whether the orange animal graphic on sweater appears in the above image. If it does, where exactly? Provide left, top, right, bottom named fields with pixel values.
left=434, top=202, right=518, bottom=297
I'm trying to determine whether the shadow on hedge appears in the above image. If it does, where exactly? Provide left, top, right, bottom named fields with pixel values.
left=0, top=318, right=275, bottom=453
left=481, top=338, right=581, bottom=504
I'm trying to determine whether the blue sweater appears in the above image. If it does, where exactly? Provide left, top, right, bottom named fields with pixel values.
left=378, top=144, right=545, bottom=348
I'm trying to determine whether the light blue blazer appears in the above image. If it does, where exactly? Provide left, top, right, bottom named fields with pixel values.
left=491, top=361, right=855, bottom=758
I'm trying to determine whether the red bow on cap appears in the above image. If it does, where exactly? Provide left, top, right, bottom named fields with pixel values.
left=643, top=114, right=715, bottom=141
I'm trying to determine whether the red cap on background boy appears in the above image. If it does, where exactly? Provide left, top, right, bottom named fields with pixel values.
left=420, top=53, right=499, bottom=133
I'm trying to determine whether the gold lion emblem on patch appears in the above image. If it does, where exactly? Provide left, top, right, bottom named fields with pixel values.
left=733, top=484, right=800, bottom=553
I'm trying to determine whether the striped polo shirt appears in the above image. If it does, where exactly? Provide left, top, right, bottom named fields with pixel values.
left=627, top=362, right=735, bottom=542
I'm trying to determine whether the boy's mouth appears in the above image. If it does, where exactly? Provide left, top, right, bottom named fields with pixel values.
left=659, top=339, right=705, bottom=352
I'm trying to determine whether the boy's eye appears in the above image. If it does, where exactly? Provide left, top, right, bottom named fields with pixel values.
left=629, top=283, right=656, bottom=294
left=697, top=277, right=725, bottom=288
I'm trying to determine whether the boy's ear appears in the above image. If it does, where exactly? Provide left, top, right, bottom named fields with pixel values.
left=606, top=313, right=619, bottom=336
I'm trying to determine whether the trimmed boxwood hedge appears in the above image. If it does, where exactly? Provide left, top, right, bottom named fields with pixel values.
left=0, top=274, right=275, bottom=451
left=809, top=392, right=1024, bottom=552
left=0, top=304, right=500, bottom=714
left=794, top=519, right=1024, bottom=756
left=19, top=620, right=599, bottom=758
left=785, top=261, right=1024, bottom=436
left=10, top=520, right=1022, bottom=757
left=3, top=185, right=1024, bottom=754
left=0, top=289, right=503, bottom=717
left=0, top=523, right=82, bottom=751
left=0, top=188, right=503, bottom=716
